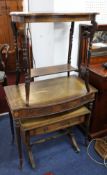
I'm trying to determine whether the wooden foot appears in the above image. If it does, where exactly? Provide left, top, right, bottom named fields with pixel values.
left=18, top=159, right=23, bottom=169
left=25, top=132, right=36, bottom=169
left=68, top=132, right=80, bottom=153
left=27, top=145, right=36, bottom=169
left=9, top=112, right=15, bottom=144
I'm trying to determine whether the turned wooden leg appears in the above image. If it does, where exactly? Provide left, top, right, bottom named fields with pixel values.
left=15, top=120, right=23, bottom=169
left=11, top=22, right=21, bottom=85
left=67, top=22, right=75, bottom=77
left=79, top=66, right=90, bottom=92
left=22, top=31, right=31, bottom=106
left=16, top=69, right=21, bottom=85
left=25, top=131, right=36, bottom=169
left=25, top=79, right=30, bottom=106
left=9, top=112, right=15, bottom=144
left=67, top=128, right=80, bottom=153
left=84, top=69, right=90, bottom=92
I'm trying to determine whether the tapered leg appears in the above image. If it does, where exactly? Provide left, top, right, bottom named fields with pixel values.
left=22, top=30, right=31, bottom=106
left=16, top=69, right=21, bottom=85
left=84, top=69, right=90, bottom=92
left=9, top=112, right=15, bottom=144
left=67, top=22, right=75, bottom=77
left=11, top=22, right=21, bottom=85
left=25, top=79, right=30, bottom=106
left=15, top=120, right=23, bottom=169
left=25, top=132, right=36, bottom=169
left=84, top=113, right=91, bottom=146
left=67, top=128, right=80, bottom=153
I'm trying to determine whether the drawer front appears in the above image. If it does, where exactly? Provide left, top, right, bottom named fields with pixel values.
left=30, top=115, right=85, bottom=136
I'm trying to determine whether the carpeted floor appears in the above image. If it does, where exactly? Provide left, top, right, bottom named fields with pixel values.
left=0, top=114, right=107, bottom=175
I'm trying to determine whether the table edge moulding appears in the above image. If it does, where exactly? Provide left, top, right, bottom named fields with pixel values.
left=4, top=12, right=98, bottom=168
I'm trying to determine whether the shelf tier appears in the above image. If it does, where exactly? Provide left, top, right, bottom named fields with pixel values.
left=31, top=64, right=77, bottom=78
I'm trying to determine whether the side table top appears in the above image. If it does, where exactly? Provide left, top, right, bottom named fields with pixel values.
left=10, top=12, right=98, bottom=23
left=4, top=76, right=97, bottom=119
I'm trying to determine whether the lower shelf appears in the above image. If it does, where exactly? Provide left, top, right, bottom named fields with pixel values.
left=31, top=64, right=77, bottom=78
left=20, top=106, right=90, bottom=136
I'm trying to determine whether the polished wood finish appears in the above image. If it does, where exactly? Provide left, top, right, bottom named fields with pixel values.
left=89, top=64, right=107, bottom=78
left=78, top=24, right=107, bottom=138
left=4, top=76, right=97, bottom=119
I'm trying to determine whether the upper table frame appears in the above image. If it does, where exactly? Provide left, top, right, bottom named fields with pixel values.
left=10, top=12, right=98, bottom=106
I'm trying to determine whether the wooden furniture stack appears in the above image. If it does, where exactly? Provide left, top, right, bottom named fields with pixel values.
left=78, top=24, right=107, bottom=138
left=4, top=12, right=98, bottom=168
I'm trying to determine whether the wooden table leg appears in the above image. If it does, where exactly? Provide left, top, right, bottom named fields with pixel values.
left=67, top=128, right=80, bottom=153
left=25, top=131, right=36, bottom=169
left=22, top=30, right=31, bottom=106
left=25, top=79, right=30, bottom=106
left=9, top=112, right=15, bottom=144
left=15, top=120, right=23, bottom=169
left=84, top=113, right=91, bottom=146
left=11, top=22, right=21, bottom=85
left=67, top=22, right=75, bottom=77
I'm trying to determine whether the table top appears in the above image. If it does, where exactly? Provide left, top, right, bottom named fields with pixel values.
left=89, top=63, right=107, bottom=78
left=4, top=76, right=97, bottom=119
left=10, top=12, right=98, bottom=23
